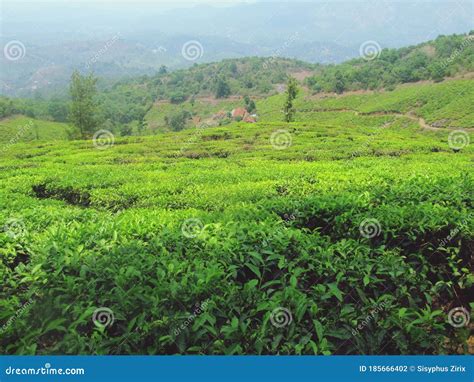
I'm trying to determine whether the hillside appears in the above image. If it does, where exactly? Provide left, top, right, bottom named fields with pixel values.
left=0, top=57, right=315, bottom=137
left=1, top=78, right=472, bottom=143
left=139, top=78, right=474, bottom=134
left=1, top=86, right=472, bottom=354
left=114, top=32, right=474, bottom=107
left=3, top=0, right=474, bottom=365
left=257, top=79, right=474, bottom=128
left=0, top=116, right=70, bottom=144
left=305, top=33, right=474, bottom=93
left=110, top=32, right=474, bottom=133
left=4, top=1, right=471, bottom=98
left=0, top=33, right=472, bottom=138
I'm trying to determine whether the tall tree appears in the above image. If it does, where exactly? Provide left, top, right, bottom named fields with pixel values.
left=244, top=95, right=256, bottom=114
left=69, top=70, right=99, bottom=138
left=137, top=115, right=147, bottom=135
left=283, top=77, right=299, bottom=122
left=215, top=78, right=231, bottom=99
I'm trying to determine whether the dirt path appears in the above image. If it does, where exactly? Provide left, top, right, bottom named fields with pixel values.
left=297, top=107, right=474, bottom=131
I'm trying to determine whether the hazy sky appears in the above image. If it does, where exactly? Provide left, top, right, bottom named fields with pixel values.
left=2, top=0, right=255, bottom=4
left=2, top=0, right=471, bottom=46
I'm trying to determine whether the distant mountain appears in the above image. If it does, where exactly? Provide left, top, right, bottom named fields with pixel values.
left=0, top=35, right=352, bottom=97
left=2, top=32, right=473, bottom=131
left=1, top=0, right=472, bottom=97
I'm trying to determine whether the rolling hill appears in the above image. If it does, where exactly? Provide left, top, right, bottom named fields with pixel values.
left=1, top=77, right=472, bottom=143
left=3, top=0, right=471, bottom=98
left=0, top=32, right=473, bottom=140
left=1, top=78, right=472, bottom=355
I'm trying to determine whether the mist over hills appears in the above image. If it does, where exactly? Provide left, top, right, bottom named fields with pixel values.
left=1, top=0, right=472, bottom=96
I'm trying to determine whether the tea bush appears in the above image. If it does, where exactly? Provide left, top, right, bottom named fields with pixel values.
left=0, top=81, right=472, bottom=355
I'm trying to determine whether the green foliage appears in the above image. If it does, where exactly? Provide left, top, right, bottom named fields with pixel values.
left=0, top=116, right=71, bottom=144
left=120, top=125, right=133, bottom=137
left=215, top=78, right=231, bottom=99
left=170, top=92, right=187, bottom=104
left=284, top=77, right=299, bottom=122
left=0, top=79, right=472, bottom=356
left=137, top=57, right=315, bottom=103
left=0, top=41, right=473, bottom=356
left=0, top=96, right=68, bottom=123
left=69, top=71, right=99, bottom=138
left=47, top=100, right=69, bottom=122
left=244, top=95, right=257, bottom=114
left=137, top=117, right=147, bottom=135
left=305, top=33, right=474, bottom=93
left=165, top=110, right=192, bottom=131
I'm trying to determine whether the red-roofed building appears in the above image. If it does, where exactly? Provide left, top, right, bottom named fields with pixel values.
left=243, top=115, right=257, bottom=123
left=231, top=107, right=247, bottom=119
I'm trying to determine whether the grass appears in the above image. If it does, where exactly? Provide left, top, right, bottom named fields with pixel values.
left=0, top=116, right=71, bottom=144
left=258, top=79, right=474, bottom=128
left=0, top=80, right=472, bottom=355
left=145, top=98, right=244, bottom=132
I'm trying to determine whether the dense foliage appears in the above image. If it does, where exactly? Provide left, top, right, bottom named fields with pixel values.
left=305, top=32, right=474, bottom=93
left=69, top=71, right=100, bottom=139
left=0, top=79, right=472, bottom=355
left=1, top=33, right=472, bottom=138
left=0, top=96, right=68, bottom=122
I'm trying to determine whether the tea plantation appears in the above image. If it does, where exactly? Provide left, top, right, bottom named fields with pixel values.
left=0, top=80, right=472, bottom=355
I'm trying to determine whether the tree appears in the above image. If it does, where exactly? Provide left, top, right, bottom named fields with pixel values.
left=48, top=100, right=69, bottom=122
left=229, top=62, right=238, bottom=76
left=429, top=62, right=446, bottom=82
left=33, top=122, right=39, bottom=140
left=215, top=78, right=231, bottom=98
left=333, top=71, right=346, bottom=94
left=165, top=110, right=191, bottom=131
left=283, top=77, right=299, bottom=122
left=69, top=71, right=99, bottom=138
left=169, top=92, right=187, bottom=104
left=120, top=125, right=133, bottom=136
left=244, top=95, right=256, bottom=114
left=137, top=116, right=147, bottom=135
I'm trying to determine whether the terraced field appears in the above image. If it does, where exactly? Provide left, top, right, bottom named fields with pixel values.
left=0, top=80, right=472, bottom=355
left=0, top=116, right=71, bottom=144
left=258, top=79, right=474, bottom=128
